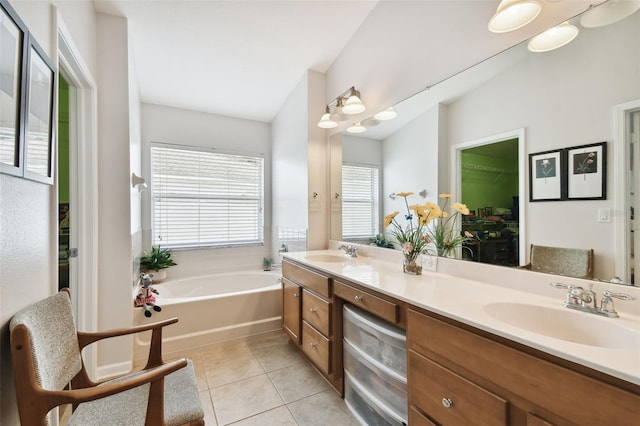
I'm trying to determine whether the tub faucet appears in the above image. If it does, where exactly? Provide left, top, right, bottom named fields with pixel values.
left=339, top=244, right=358, bottom=258
left=279, top=243, right=288, bottom=253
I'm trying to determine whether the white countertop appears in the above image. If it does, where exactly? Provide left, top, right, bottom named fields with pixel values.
left=283, top=249, right=640, bottom=386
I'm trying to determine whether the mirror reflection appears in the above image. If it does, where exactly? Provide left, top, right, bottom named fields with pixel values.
left=331, top=7, right=640, bottom=285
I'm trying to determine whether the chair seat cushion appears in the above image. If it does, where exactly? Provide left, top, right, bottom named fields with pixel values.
left=68, top=359, right=204, bottom=426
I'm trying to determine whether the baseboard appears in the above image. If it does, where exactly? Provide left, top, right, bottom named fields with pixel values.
left=95, top=360, right=133, bottom=381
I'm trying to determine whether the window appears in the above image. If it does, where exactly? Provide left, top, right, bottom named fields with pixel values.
left=151, top=144, right=264, bottom=249
left=341, top=163, right=380, bottom=239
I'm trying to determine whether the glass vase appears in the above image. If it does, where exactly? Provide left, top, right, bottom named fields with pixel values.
left=403, top=253, right=423, bottom=275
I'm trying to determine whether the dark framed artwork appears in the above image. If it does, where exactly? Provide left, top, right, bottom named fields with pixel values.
left=566, top=142, right=606, bottom=200
left=23, top=34, right=56, bottom=184
left=529, top=149, right=566, bottom=202
left=0, top=0, right=28, bottom=177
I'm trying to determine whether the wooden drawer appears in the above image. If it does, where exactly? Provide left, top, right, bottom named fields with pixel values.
left=409, top=350, right=508, bottom=426
left=334, top=280, right=398, bottom=324
left=407, top=309, right=640, bottom=425
left=302, top=289, right=331, bottom=337
left=302, top=322, right=331, bottom=374
left=283, top=261, right=330, bottom=298
left=409, top=406, right=438, bottom=426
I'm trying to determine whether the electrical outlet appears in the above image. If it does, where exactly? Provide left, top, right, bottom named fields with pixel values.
left=598, top=208, right=611, bottom=223
left=423, top=254, right=438, bottom=271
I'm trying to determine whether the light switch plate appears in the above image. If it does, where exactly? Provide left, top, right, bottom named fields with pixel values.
left=598, top=208, right=611, bottom=223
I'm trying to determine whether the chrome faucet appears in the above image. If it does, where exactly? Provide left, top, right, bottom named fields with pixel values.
left=338, top=244, right=358, bottom=258
left=550, top=282, right=635, bottom=318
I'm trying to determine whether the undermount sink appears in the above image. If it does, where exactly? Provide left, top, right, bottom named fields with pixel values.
left=304, top=254, right=349, bottom=263
left=484, top=302, right=640, bottom=350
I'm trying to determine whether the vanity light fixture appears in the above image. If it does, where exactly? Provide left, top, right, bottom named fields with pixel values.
left=374, top=107, right=398, bottom=121
left=488, top=0, right=542, bottom=33
left=317, top=106, right=338, bottom=129
left=341, top=87, right=366, bottom=114
left=527, top=21, right=579, bottom=52
left=346, top=122, right=366, bottom=134
left=131, top=173, right=148, bottom=191
left=317, top=86, right=366, bottom=129
left=579, top=0, right=640, bottom=28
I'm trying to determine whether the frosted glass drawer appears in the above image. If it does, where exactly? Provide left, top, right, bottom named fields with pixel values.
left=345, top=372, right=407, bottom=426
left=343, top=304, right=406, bottom=376
left=344, top=339, right=407, bottom=420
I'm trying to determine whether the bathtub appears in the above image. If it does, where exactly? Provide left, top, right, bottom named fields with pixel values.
left=133, top=269, right=282, bottom=356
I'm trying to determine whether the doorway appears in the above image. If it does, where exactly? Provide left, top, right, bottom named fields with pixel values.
left=58, top=75, right=72, bottom=291
left=452, top=129, right=526, bottom=267
left=615, top=100, right=640, bottom=286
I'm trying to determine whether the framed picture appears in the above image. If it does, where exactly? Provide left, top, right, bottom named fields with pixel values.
left=23, top=34, right=56, bottom=184
left=567, top=142, right=606, bottom=200
left=0, top=0, right=28, bottom=177
left=529, top=149, right=566, bottom=202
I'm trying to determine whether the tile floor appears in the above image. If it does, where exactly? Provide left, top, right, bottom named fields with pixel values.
left=173, top=331, right=359, bottom=425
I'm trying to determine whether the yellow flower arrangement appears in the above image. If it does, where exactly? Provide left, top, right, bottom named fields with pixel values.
left=385, top=192, right=471, bottom=273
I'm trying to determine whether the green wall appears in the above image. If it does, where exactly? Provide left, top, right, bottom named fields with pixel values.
left=58, top=77, right=70, bottom=203
left=461, top=139, right=518, bottom=215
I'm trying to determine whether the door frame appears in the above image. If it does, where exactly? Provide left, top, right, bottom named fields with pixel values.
left=56, top=11, right=99, bottom=376
left=451, top=128, right=526, bottom=265
left=614, top=99, right=640, bottom=284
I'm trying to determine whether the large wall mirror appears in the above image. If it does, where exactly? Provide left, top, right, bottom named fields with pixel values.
left=330, top=6, right=640, bottom=286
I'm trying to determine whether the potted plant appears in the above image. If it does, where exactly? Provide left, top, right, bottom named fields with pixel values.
left=140, top=245, right=177, bottom=281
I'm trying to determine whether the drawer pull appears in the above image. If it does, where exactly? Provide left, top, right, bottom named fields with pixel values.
left=309, top=308, right=317, bottom=313
left=294, top=293, right=299, bottom=298
left=442, top=397, right=453, bottom=408
left=354, top=295, right=364, bottom=302
left=310, top=342, right=317, bottom=349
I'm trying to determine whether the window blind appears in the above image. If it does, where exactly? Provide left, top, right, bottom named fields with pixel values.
left=341, top=163, right=380, bottom=239
left=151, top=145, right=264, bottom=248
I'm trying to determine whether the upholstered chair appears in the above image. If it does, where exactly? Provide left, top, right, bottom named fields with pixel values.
left=520, top=244, right=594, bottom=279
left=10, top=289, right=205, bottom=425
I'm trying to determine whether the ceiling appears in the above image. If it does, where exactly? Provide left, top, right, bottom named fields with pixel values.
left=93, top=0, right=597, bottom=124
left=94, top=0, right=379, bottom=122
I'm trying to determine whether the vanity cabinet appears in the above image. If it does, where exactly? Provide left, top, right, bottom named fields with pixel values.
left=407, top=308, right=640, bottom=426
left=282, top=259, right=342, bottom=391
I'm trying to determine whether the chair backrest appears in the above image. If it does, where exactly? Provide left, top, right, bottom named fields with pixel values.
left=10, top=290, right=83, bottom=392
left=529, top=244, right=594, bottom=279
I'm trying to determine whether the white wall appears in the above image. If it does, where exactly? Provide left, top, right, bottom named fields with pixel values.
left=325, top=1, right=595, bottom=121
left=382, top=106, right=441, bottom=220
left=95, top=13, right=134, bottom=374
left=271, top=73, right=310, bottom=238
left=0, top=1, right=97, bottom=424
left=140, top=103, right=272, bottom=275
left=342, top=134, right=382, bottom=166
left=129, top=41, right=143, bottom=270
left=446, top=13, right=640, bottom=280
left=306, top=70, right=328, bottom=250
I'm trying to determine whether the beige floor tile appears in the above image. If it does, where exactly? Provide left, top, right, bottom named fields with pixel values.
left=253, top=340, right=307, bottom=372
left=190, top=356, right=209, bottom=392
left=268, top=362, right=330, bottom=404
left=210, top=374, right=284, bottom=425
left=204, top=351, right=265, bottom=388
left=200, top=340, right=254, bottom=361
left=227, top=406, right=297, bottom=426
left=199, top=389, right=218, bottom=426
left=248, top=331, right=290, bottom=352
left=287, top=390, right=360, bottom=426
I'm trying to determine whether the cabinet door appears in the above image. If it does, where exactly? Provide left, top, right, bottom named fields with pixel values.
left=282, top=278, right=301, bottom=344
